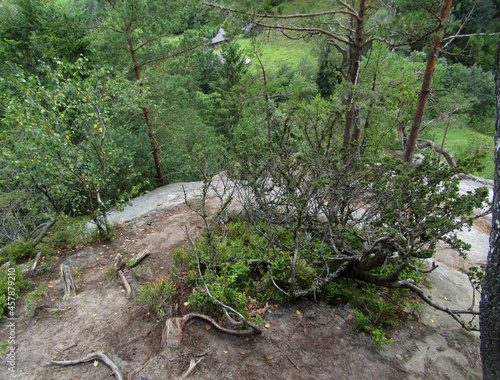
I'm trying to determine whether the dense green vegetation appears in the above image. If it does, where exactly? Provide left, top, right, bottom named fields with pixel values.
left=0, top=0, right=497, bottom=340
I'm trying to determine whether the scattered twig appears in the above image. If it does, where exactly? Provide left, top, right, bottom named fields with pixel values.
left=62, top=343, right=77, bottom=352
left=42, top=351, right=124, bottom=380
left=55, top=343, right=78, bottom=355
left=286, top=353, right=300, bottom=370
left=127, top=357, right=151, bottom=380
left=178, top=357, right=204, bottom=379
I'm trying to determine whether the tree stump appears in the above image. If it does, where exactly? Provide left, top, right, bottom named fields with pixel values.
left=60, top=264, right=76, bottom=300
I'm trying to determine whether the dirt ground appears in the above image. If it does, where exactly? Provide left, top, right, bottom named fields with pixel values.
left=0, top=199, right=484, bottom=379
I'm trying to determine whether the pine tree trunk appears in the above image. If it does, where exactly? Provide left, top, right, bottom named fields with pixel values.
left=480, top=36, right=500, bottom=380
left=403, top=0, right=453, bottom=163
left=342, top=0, right=366, bottom=154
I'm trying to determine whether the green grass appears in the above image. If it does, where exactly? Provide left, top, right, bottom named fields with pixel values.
left=237, top=32, right=318, bottom=70
left=426, top=125, right=494, bottom=179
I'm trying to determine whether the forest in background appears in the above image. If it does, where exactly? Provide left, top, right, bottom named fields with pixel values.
left=0, top=0, right=497, bottom=251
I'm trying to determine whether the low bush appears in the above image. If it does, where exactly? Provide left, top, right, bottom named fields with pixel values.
left=0, top=265, right=30, bottom=318
left=136, top=276, right=175, bottom=320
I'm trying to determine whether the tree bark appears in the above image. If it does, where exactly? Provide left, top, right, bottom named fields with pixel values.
left=342, top=0, right=367, bottom=155
left=480, top=36, right=500, bottom=380
left=403, top=0, right=453, bottom=163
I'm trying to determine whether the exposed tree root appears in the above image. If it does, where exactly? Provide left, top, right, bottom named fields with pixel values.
left=42, top=351, right=124, bottom=380
left=163, top=312, right=262, bottom=348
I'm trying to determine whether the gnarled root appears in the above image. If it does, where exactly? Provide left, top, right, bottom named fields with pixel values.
left=162, top=312, right=262, bottom=348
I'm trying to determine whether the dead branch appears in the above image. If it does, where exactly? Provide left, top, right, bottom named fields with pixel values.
left=415, top=138, right=457, bottom=169
left=128, top=248, right=150, bottom=268
left=60, top=264, right=76, bottom=300
left=31, top=219, right=57, bottom=246
left=404, top=258, right=439, bottom=274
left=117, top=270, right=132, bottom=298
left=42, top=351, right=124, bottom=380
left=382, top=279, right=479, bottom=330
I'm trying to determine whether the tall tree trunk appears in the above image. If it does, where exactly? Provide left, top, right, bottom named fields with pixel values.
left=342, top=0, right=367, bottom=162
left=480, top=36, right=500, bottom=380
left=128, top=40, right=165, bottom=186
left=403, top=0, right=453, bottom=163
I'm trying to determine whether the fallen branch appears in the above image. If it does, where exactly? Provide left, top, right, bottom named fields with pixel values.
left=42, top=351, right=124, bottom=380
left=128, top=248, right=150, bottom=268
left=117, top=270, right=132, bottom=298
left=60, top=264, right=76, bottom=300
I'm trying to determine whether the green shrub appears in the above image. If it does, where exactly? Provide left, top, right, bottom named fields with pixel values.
left=0, top=265, right=30, bottom=318
left=23, top=284, right=48, bottom=314
left=136, top=276, right=175, bottom=319
left=50, top=216, right=91, bottom=249
left=1, top=239, right=36, bottom=264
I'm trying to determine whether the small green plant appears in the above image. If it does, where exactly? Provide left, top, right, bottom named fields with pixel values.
left=136, top=276, right=175, bottom=319
left=371, top=327, right=394, bottom=351
left=24, top=284, right=49, bottom=315
left=173, top=248, right=188, bottom=267
left=0, top=339, right=8, bottom=355
left=41, top=256, right=57, bottom=278
left=352, top=310, right=394, bottom=350
left=188, top=290, right=212, bottom=312
left=352, top=310, right=371, bottom=331
left=105, top=268, right=118, bottom=279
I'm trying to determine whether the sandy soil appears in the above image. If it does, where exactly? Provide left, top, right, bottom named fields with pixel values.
left=0, top=188, right=487, bottom=380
